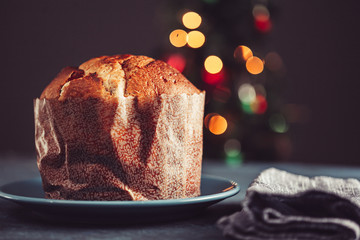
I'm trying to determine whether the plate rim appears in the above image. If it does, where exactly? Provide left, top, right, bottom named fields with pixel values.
left=0, top=174, right=240, bottom=207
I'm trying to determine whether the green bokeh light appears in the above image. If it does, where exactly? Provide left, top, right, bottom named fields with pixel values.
left=269, top=114, right=289, bottom=133
left=226, top=149, right=240, bottom=158
left=241, top=102, right=254, bottom=114
left=225, top=152, right=243, bottom=166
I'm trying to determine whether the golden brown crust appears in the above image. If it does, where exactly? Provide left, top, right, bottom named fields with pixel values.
left=58, top=74, right=111, bottom=101
left=40, top=67, right=84, bottom=99
left=40, top=55, right=200, bottom=100
left=124, top=60, right=200, bottom=98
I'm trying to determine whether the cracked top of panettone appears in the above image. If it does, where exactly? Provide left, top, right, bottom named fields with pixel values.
left=40, top=55, right=201, bottom=101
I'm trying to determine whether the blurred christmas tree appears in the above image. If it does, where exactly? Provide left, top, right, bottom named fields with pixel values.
left=156, top=0, right=291, bottom=164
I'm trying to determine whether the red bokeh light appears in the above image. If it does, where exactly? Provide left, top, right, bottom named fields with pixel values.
left=201, top=68, right=226, bottom=85
left=254, top=16, right=272, bottom=33
left=166, top=54, right=186, bottom=73
left=251, top=95, right=268, bottom=114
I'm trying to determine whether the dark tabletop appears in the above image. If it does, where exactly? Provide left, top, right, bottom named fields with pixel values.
left=1, top=156, right=360, bottom=240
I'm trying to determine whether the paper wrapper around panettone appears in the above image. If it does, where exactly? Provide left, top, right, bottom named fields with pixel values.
left=34, top=92, right=205, bottom=201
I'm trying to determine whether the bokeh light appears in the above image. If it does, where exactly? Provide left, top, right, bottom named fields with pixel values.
left=224, top=138, right=243, bottom=166
left=202, top=68, right=226, bottom=85
left=246, top=56, right=264, bottom=75
left=224, top=139, right=241, bottom=157
left=234, top=45, right=253, bottom=62
left=226, top=154, right=243, bottom=166
left=204, top=55, right=223, bottom=74
left=265, top=52, right=283, bottom=72
left=169, top=29, right=188, bottom=47
left=238, top=83, right=256, bottom=103
left=241, top=102, right=253, bottom=114
left=204, top=113, right=215, bottom=128
left=187, top=30, right=205, bottom=48
left=182, top=11, right=202, bottom=29
left=209, top=115, right=227, bottom=135
left=255, top=18, right=272, bottom=33
left=204, top=113, right=228, bottom=135
left=269, top=114, right=289, bottom=133
left=252, top=4, right=270, bottom=21
left=253, top=4, right=272, bottom=33
left=250, top=95, right=268, bottom=114
left=239, top=83, right=268, bottom=114
left=166, top=54, right=186, bottom=73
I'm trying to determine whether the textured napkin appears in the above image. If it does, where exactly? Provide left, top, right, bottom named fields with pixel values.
left=217, top=168, right=360, bottom=240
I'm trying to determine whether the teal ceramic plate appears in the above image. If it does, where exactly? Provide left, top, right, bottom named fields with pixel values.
left=0, top=175, right=240, bottom=223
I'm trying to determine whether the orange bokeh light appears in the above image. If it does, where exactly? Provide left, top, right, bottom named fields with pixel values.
left=246, top=56, right=264, bottom=75
left=204, top=113, right=228, bottom=135
left=169, top=29, right=188, bottom=47
left=209, top=115, right=227, bottom=135
left=234, top=45, right=253, bottom=62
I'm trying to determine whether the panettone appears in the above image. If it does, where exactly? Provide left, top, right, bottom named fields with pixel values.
left=34, top=55, right=205, bottom=201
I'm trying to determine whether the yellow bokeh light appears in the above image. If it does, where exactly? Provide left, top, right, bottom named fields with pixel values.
left=169, top=29, right=188, bottom=47
left=204, top=55, right=223, bottom=74
left=208, top=115, right=227, bottom=135
left=182, top=11, right=202, bottom=29
left=234, top=45, right=253, bottom=62
left=246, top=56, right=264, bottom=75
left=187, top=31, right=205, bottom=48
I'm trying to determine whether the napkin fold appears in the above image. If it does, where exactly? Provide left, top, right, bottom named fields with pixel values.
left=217, top=168, right=360, bottom=240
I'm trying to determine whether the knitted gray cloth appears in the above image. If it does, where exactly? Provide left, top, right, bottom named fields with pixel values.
left=217, top=168, right=360, bottom=240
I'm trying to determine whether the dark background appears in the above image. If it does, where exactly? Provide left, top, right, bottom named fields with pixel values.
left=1, top=0, right=360, bottom=164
